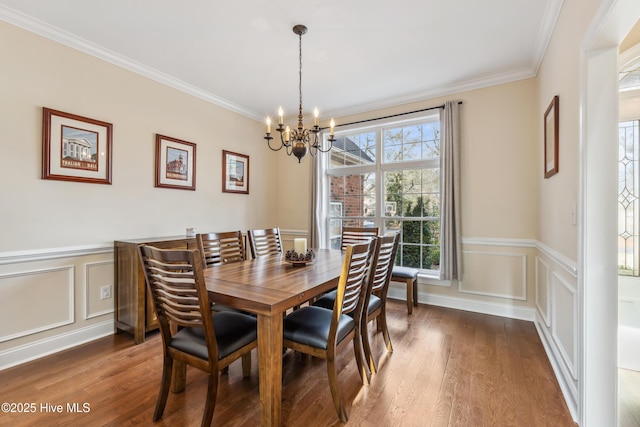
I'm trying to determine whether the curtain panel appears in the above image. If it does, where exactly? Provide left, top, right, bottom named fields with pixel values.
left=439, top=101, right=462, bottom=281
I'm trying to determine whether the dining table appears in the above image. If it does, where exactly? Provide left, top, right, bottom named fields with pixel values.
left=203, top=248, right=345, bottom=426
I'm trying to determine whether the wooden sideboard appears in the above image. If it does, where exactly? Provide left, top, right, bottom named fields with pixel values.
left=114, top=236, right=196, bottom=344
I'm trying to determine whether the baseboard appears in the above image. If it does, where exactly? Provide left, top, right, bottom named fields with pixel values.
left=387, top=287, right=536, bottom=321
left=0, top=320, right=114, bottom=371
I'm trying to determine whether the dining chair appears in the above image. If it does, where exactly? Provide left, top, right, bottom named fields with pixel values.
left=196, top=231, right=250, bottom=315
left=390, top=265, right=419, bottom=314
left=138, top=245, right=257, bottom=427
left=313, top=234, right=398, bottom=382
left=360, top=233, right=399, bottom=374
left=196, top=231, right=245, bottom=267
left=340, top=226, right=379, bottom=251
left=282, top=240, right=374, bottom=422
left=247, top=227, right=283, bottom=258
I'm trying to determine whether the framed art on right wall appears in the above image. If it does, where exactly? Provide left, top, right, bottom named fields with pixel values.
left=544, top=95, right=559, bottom=178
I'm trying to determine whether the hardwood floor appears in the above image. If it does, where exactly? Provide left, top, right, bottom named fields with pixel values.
left=0, top=302, right=577, bottom=426
left=620, top=368, right=640, bottom=427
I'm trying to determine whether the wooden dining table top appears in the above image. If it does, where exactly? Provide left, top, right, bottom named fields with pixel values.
left=201, top=248, right=345, bottom=426
left=202, top=248, right=345, bottom=316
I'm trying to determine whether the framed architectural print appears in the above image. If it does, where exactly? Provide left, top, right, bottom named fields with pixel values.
left=222, top=150, right=249, bottom=194
left=544, top=95, right=559, bottom=178
left=42, top=108, right=113, bottom=184
left=155, top=134, right=196, bottom=190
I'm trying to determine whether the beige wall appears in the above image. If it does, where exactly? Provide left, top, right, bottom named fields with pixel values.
left=0, top=20, right=277, bottom=367
left=277, top=79, right=540, bottom=311
left=536, top=0, right=602, bottom=261
left=0, top=20, right=276, bottom=251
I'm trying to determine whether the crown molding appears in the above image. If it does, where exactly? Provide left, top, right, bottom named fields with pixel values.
left=0, top=5, right=262, bottom=121
left=530, top=0, right=565, bottom=74
left=327, top=67, right=537, bottom=119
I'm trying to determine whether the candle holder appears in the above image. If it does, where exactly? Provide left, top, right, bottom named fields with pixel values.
left=285, top=249, right=316, bottom=266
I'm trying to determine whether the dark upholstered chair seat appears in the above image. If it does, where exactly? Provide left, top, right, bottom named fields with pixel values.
left=211, top=302, right=256, bottom=317
left=366, top=295, right=382, bottom=315
left=283, top=306, right=355, bottom=350
left=391, top=266, right=418, bottom=278
left=313, top=291, right=381, bottom=316
left=312, top=290, right=337, bottom=310
left=170, top=311, right=257, bottom=360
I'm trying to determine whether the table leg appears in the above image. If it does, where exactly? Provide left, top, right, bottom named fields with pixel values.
left=257, top=313, right=283, bottom=427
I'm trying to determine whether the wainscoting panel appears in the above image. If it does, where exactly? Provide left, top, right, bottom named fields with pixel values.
left=551, top=271, right=578, bottom=380
left=85, top=261, right=115, bottom=319
left=0, top=266, right=74, bottom=343
left=532, top=241, right=579, bottom=422
left=459, top=250, right=527, bottom=300
left=535, top=257, right=551, bottom=327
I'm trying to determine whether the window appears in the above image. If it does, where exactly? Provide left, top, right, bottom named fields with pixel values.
left=326, top=114, right=441, bottom=272
left=619, top=119, right=640, bottom=276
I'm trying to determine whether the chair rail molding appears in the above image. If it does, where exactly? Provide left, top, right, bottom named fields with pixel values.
left=0, top=243, right=113, bottom=265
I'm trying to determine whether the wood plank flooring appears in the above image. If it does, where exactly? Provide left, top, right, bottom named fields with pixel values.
left=620, top=368, right=640, bottom=427
left=0, top=302, right=578, bottom=426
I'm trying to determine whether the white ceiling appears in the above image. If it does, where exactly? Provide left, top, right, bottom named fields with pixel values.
left=0, top=0, right=563, bottom=122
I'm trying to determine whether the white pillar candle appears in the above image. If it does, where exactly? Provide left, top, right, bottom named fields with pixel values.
left=294, top=238, right=307, bottom=254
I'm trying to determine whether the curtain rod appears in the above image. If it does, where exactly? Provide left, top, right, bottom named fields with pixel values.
left=320, top=101, right=462, bottom=130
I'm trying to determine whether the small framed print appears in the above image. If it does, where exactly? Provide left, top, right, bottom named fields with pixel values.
left=544, top=95, right=559, bottom=178
left=222, top=150, right=249, bottom=194
left=42, top=108, right=113, bottom=184
left=155, top=134, right=196, bottom=190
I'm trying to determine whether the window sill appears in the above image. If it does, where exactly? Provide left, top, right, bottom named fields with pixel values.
left=418, top=272, right=451, bottom=287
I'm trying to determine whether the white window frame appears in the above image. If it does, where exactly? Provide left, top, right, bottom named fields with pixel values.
left=324, top=113, right=441, bottom=273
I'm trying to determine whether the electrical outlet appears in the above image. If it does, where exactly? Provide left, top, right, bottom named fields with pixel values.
left=100, top=285, right=112, bottom=300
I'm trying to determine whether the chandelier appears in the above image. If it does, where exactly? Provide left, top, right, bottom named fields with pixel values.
left=264, top=25, right=335, bottom=163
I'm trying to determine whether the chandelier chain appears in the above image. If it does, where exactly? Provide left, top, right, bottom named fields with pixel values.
left=299, top=31, right=303, bottom=117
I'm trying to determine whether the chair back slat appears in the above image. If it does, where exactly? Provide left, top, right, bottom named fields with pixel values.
left=139, top=245, right=213, bottom=331
left=340, top=227, right=379, bottom=251
left=248, top=228, right=283, bottom=258
left=197, top=231, right=245, bottom=267
left=337, top=240, right=374, bottom=316
left=369, top=234, right=399, bottom=294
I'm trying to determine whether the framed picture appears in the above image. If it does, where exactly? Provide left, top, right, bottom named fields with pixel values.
left=155, top=134, right=196, bottom=190
left=222, top=150, right=249, bottom=194
left=544, top=95, right=559, bottom=178
left=42, top=108, right=113, bottom=184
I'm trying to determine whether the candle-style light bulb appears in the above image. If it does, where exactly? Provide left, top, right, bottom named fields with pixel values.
left=329, top=119, right=335, bottom=136
left=278, top=107, right=284, bottom=125
left=314, top=108, right=319, bottom=126
left=285, top=126, right=291, bottom=142
left=266, top=117, right=271, bottom=134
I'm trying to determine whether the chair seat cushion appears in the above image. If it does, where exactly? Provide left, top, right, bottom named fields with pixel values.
left=367, top=294, right=382, bottom=315
left=313, top=291, right=382, bottom=317
left=312, top=290, right=337, bottom=310
left=283, top=306, right=355, bottom=350
left=391, top=266, right=419, bottom=279
left=211, top=302, right=256, bottom=317
left=169, top=311, right=257, bottom=360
